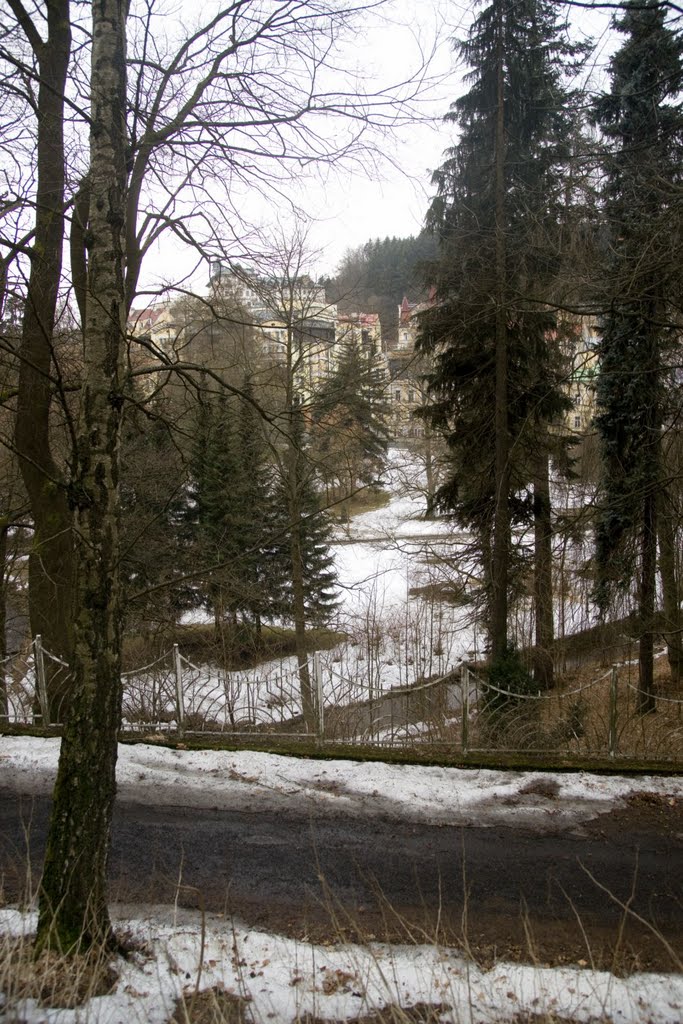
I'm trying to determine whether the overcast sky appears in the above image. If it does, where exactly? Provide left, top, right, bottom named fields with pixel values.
left=142, top=0, right=617, bottom=296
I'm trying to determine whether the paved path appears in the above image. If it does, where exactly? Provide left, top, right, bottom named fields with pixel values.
left=1, top=790, right=680, bottom=970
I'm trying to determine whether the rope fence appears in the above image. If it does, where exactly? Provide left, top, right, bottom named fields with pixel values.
left=1, top=635, right=681, bottom=762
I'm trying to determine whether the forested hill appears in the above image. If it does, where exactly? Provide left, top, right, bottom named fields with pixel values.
left=324, top=232, right=437, bottom=344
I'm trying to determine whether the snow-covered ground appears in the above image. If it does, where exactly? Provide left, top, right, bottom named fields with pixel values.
left=2, top=736, right=681, bottom=833
left=1, top=737, right=682, bottom=1023
left=3, top=901, right=682, bottom=1024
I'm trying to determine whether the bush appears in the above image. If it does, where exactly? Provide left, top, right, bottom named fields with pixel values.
left=487, top=645, right=535, bottom=699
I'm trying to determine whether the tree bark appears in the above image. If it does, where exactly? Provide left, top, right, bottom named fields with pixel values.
left=287, top=438, right=316, bottom=733
left=37, top=0, right=128, bottom=952
left=658, top=495, right=682, bottom=688
left=532, top=447, right=554, bottom=689
left=638, top=489, right=657, bottom=713
left=11, top=0, right=74, bottom=721
left=0, top=520, right=8, bottom=720
left=491, top=16, right=509, bottom=662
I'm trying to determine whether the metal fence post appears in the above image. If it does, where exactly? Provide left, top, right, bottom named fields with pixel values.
left=173, top=643, right=185, bottom=736
left=34, top=634, right=50, bottom=725
left=461, top=665, right=469, bottom=756
left=608, top=665, right=618, bottom=759
left=313, top=651, right=324, bottom=743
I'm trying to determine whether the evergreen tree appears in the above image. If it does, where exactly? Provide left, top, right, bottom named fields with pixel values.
left=119, top=402, right=196, bottom=632
left=235, top=379, right=287, bottom=631
left=592, top=0, right=683, bottom=709
left=416, top=0, right=578, bottom=671
left=275, top=412, right=338, bottom=626
left=274, top=474, right=338, bottom=626
left=314, top=335, right=391, bottom=501
left=184, top=393, right=244, bottom=639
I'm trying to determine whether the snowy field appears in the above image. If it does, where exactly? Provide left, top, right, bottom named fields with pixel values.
left=1, top=737, right=682, bottom=1023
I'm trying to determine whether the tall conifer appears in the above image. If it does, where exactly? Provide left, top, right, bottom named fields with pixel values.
left=592, top=0, right=683, bottom=708
left=417, top=0, right=578, bottom=669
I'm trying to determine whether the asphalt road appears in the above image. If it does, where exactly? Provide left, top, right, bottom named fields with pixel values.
left=1, top=791, right=681, bottom=970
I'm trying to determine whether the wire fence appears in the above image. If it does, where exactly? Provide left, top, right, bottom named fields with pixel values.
left=1, top=635, right=681, bottom=762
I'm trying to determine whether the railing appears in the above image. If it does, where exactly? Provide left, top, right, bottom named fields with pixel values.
left=1, top=638, right=681, bottom=763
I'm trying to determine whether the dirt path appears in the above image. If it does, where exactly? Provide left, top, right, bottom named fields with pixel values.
left=1, top=790, right=680, bottom=973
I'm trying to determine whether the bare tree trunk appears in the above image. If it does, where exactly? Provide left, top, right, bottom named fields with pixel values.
left=533, top=448, right=554, bottom=689
left=423, top=416, right=436, bottom=509
left=10, top=0, right=73, bottom=721
left=0, top=520, right=8, bottom=720
left=491, top=21, right=509, bottom=662
left=287, top=438, right=316, bottom=733
left=37, top=0, right=128, bottom=952
left=638, top=490, right=657, bottom=713
left=658, top=494, right=682, bottom=688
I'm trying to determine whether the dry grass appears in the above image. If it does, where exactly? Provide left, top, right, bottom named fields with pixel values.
left=170, top=986, right=253, bottom=1023
left=536, top=655, right=683, bottom=759
left=0, top=932, right=118, bottom=1009
left=397, top=653, right=683, bottom=761
left=299, top=1004, right=453, bottom=1023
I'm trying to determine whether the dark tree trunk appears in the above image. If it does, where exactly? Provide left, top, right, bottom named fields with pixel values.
left=533, top=448, right=554, bottom=689
left=638, top=490, right=657, bottom=713
left=11, top=0, right=73, bottom=722
left=37, top=0, right=128, bottom=952
left=287, top=441, right=316, bottom=733
left=0, top=521, right=8, bottom=720
left=423, top=416, right=436, bottom=507
left=491, top=21, right=509, bottom=662
left=658, top=495, right=682, bottom=688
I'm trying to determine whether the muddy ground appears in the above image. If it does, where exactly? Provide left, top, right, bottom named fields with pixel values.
left=0, top=790, right=680, bottom=974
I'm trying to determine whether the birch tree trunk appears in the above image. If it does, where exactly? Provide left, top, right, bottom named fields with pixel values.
left=37, top=0, right=128, bottom=952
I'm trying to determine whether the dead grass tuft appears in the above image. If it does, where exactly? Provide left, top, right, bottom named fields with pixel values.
left=170, top=986, right=252, bottom=1024
left=1, top=936, right=118, bottom=1008
left=519, top=777, right=561, bottom=799
left=300, top=1003, right=452, bottom=1024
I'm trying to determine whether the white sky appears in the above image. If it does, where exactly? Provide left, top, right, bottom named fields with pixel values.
left=142, top=0, right=617, bottom=293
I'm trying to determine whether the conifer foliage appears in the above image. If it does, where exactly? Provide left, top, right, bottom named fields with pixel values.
left=592, top=0, right=683, bottom=708
left=183, top=384, right=337, bottom=641
left=184, top=389, right=279, bottom=640
left=416, top=0, right=577, bottom=667
left=314, top=335, right=391, bottom=501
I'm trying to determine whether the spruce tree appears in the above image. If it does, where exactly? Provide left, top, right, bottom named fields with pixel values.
left=592, top=0, right=683, bottom=708
left=417, top=0, right=578, bottom=671
left=184, top=394, right=244, bottom=641
left=315, top=335, right=391, bottom=501
left=119, top=403, right=196, bottom=631
left=275, top=412, right=338, bottom=626
left=235, top=379, right=287, bottom=632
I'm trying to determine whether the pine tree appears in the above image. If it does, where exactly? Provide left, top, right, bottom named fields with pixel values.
left=416, top=0, right=578, bottom=671
left=592, top=0, right=683, bottom=709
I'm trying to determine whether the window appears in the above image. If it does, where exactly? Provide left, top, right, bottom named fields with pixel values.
left=574, top=416, right=581, bottom=429
left=395, top=390, right=401, bottom=402
left=408, top=390, right=414, bottom=402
